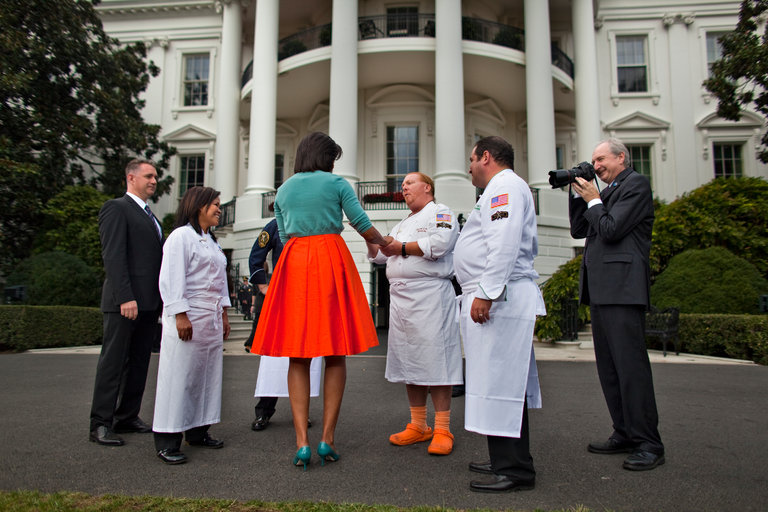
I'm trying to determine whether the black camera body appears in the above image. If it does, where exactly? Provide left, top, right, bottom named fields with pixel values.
left=548, top=161, right=596, bottom=189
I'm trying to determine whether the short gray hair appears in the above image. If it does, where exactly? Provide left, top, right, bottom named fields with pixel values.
left=125, top=158, right=156, bottom=176
left=597, top=138, right=630, bottom=168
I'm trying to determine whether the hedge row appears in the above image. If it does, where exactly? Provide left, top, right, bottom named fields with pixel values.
left=675, top=314, right=768, bottom=365
left=0, top=305, right=102, bottom=352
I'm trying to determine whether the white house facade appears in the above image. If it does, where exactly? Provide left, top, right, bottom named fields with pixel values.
left=97, top=0, right=767, bottom=325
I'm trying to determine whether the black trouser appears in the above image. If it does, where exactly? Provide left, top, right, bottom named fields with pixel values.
left=591, top=304, right=664, bottom=454
left=244, top=292, right=265, bottom=349
left=486, top=399, right=535, bottom=480
left=154, top=425, right=210, bottom=451
left=255, top=397, right=278, bottom=418
left=90, top=311, right=156, bottom=431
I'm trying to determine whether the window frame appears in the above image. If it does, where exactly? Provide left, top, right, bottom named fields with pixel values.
left=608, top=29, right=659, bottom=105
left=625, top=143, right=653, bottom=186
left=173, top=47, right=217, bottom=118
left=712, top=141, right=744, bottom=179
left=177, top=152, right=208, bottom=198
left=385, top=124, right=420, bottom=192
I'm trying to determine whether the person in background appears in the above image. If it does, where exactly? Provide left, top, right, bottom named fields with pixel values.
left=569, top=138, right=664, bottom=471
left=453, top=136, right=545, bottom=493
left=89, top=158, right=163, bottom=447
left=152, top=186, right=231, bottom=465
left=250, top=132, right=391, bottom=470
left=366, top=172, right=462, bottom=456
left=237, top=277, right=253, bottom=320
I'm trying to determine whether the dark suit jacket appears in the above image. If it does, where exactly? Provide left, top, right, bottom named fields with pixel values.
left=98, top=194, right=164, bottom=313
left=568, top=167, right=654, bottom=307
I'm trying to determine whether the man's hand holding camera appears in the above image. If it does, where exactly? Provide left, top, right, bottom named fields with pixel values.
left=572, top=176, right=600, bottom=202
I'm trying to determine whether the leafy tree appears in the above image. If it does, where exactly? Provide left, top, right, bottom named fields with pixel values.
left=0, top=0, right=175, bottom=272
left=651, top=247, right=768, bottom=314
left=34, top=185, right=110, bottom=271
left=704, top=0, right=768, bottom=162
left=650, top=177, right=768, bottom=279
left=0, top=157, right=45, bottom=272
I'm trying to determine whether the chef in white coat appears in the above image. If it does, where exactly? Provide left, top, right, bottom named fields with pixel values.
left=366, top=172, right=462, bottom=456
left=152, top=186, right=231, bottom=465
left=453, top=136, right=545, bottom=492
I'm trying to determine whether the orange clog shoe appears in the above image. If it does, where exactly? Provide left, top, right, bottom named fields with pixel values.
left=427, top=428, right=454, bottom=455
left=389, top=423, right=433, bottom=446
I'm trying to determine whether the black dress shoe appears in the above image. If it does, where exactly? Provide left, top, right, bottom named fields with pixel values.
left=89, top=426, right=124, bottom=446
left=113, top=418, right=152, bottom=434
left=187, top=433, right=223, bottom=449
left=251, top=415, right=270, bottom=431
left=470, top=474, right=535, bottom=493
left=623, top=450, right=665, bottom=471
left=588, top=438, right=635, bottom=454
left=157, top=449, right=187, bottom=465
left=468, top=460, right=494, bottom=474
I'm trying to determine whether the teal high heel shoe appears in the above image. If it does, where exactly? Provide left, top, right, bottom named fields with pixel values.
left=317, top=442, right=340, bottom=466
left=293, top=446, right=311, bottom=471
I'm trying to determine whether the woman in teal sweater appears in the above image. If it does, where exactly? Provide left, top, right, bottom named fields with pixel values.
left=252, top=132, right=391, bottom=470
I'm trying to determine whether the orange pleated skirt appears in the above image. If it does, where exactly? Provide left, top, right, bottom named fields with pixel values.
left=250, top=234, right=379, bottom=358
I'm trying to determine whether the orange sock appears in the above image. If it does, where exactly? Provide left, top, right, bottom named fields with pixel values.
left=433, top=410, right=451, bottom=433
left=410, top=405, right=427, bottom=430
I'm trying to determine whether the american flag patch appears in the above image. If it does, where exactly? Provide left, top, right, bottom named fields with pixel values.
left=436, top=213, right=451, bottom=222
left=490, top=194, right=508, bottom=208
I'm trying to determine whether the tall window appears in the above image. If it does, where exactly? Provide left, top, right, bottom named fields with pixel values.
left=179, top=154, right=205, bottom=196
left=706, top=32, right=727, bottom=77
left=386, top=125, right=419, bottom=192
left=386, top=6, right=418, bottom=36
left=713, top=143, right=743, bottom=178
left=183, top=54, right=209, bottom=106
left=616, top=36, right=648, bottom=93
left=555, top=145, right=565, bottom=170
left=626, top=145, right=652, bottom=186
left=274, top=153, right=285, bottom=190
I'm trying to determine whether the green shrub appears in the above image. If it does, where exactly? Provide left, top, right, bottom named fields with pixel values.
left=651, top=247, right=768, bottom=314
left=651, top=177, right=768, bottom=280
left=5, top=251, right=101, bottom=307
left=535, top=255, right=590, bottom=341
left=678, top=314, right=768, bottom=365
left=0, top=305, right=102, bottom=351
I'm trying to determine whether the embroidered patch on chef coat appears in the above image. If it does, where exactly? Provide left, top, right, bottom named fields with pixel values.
left=490, top=194, right=508, bottom=208
left=436, top=222, right=452, bottom=229
left=491, top=210, right=509, bottom=221
left=258, top=230, right=270, bottom=248
left=436, top=213, right=452, bottom=222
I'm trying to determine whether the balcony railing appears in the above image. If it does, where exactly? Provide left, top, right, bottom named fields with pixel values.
left=262, top=191, right=276, bottom=218
left=219, top=198, right=236, bottom=227
left=358, top=181, right=409, bottom=211
left=241, top=14, right=574, bottom=87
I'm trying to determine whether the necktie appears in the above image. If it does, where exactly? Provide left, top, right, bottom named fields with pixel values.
left=144, top=205, right=162, bottom=240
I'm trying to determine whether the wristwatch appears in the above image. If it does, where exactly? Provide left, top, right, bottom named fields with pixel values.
left=401, top=242, right=407, bottom=257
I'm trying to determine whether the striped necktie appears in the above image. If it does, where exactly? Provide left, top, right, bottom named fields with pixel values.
left=144, top=205, right=162, bottom=240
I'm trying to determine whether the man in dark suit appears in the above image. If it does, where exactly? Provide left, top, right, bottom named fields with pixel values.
left=89, top=158, right=164, bottom=446
left=569, top=138, right=665, bottom=471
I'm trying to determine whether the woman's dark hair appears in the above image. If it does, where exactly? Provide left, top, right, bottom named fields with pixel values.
left=175, top=186, right=221, bottom=240
left=294, top=132, right=342, bottom=173
left=474, top=136, right=515, bottom=170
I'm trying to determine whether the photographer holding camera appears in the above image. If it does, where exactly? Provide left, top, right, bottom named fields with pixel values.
left=568, top=138, right=665, bottom=472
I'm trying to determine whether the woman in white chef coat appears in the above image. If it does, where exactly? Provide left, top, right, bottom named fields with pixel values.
left=366, top=172, right=462, bottom=456
left=152, top=186, right=231, bottom=465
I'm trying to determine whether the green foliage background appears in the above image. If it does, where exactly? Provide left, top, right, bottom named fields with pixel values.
left=651, top=247, right=768, bottom=314
left=6, top=252, right=101, bottom=307
left=535, top=255, right=590, bottom=341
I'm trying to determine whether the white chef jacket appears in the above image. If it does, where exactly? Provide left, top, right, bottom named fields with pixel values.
left=153, top=225, right=231, bottom=433
left=453, top=169, right=546, bottom=437
left=370, top=201, right=462, bottom=385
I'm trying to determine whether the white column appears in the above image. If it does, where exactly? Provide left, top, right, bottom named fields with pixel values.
left=524, top=0, right=557, bottom=187
left=434, top=0, right=475, bottom=212
left=329, top=0, right=359, bottom=182
left=572, top=0, right=602, bottom=161
left=214, top=0, right=242, bottom=202
left=668, top=18, right=695, bottom=193
left=245, top=0, right=279, bottom=195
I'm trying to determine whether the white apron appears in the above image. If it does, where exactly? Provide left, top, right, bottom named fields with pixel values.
left=254, top=356, right=322, bottom=397
left=386, top=278, right=462, bottom=385
left=461, top=279, right=543, bottom=438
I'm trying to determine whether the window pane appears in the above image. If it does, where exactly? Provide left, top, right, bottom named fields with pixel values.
left=183, top=54, right=210, bottom=106
left=616, top=36, right=648, bottom=92
left=627, top=145, right=652, bottom=187
left=179, top=155, right=205, bottom=196
left=274, top=153, right=285, bottom=189
left=386, top=125, right=419, bottom=192
left=713, top=143, right=743, bottom=178
left=706, top=32, right=727, bottom=77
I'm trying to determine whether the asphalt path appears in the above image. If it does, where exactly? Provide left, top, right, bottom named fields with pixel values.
left=1, top=337, right=767, bottom=512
